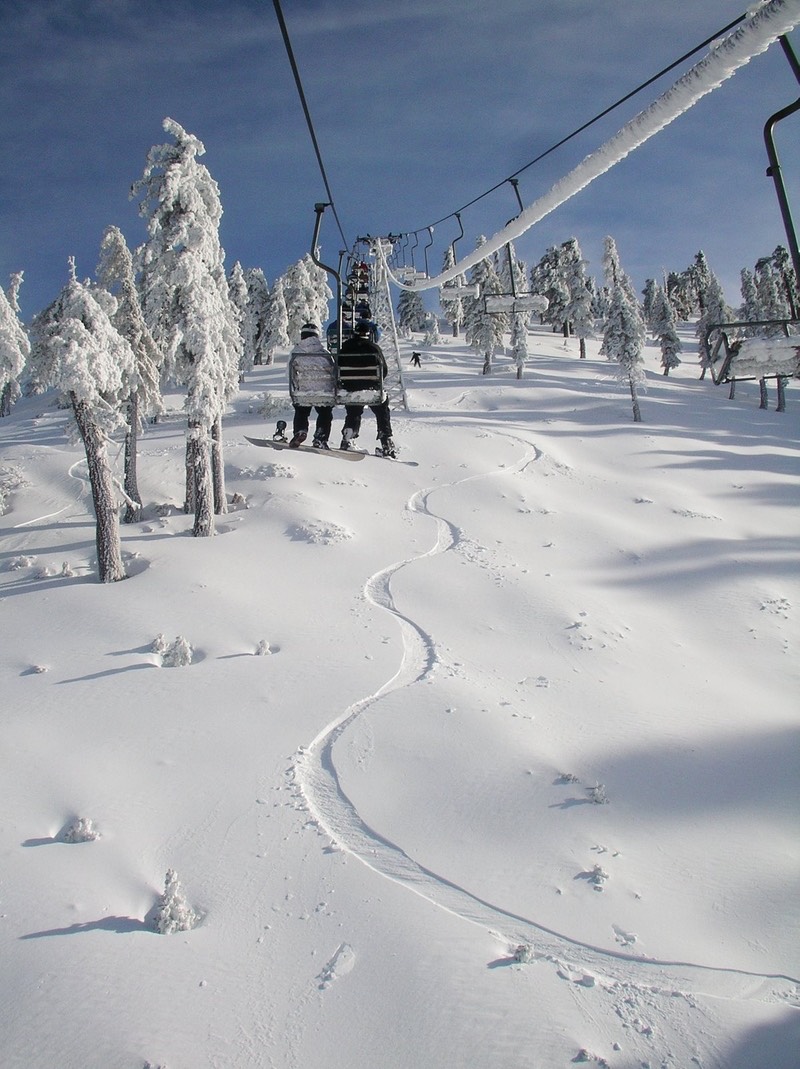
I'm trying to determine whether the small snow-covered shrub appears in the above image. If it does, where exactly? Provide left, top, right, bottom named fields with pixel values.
left=0, top=464, right=27, bottom=515
left=152, top=869, right=199, bottom=934
left=60, top=561, right=74, bottom=577
left=587, top=783, right=609, bottom=804
left=7, top=555, right=36, bottom=570
left=62, top=817, right=100, bottom=843
left=255, top=639, right=271, bottom=656
left=151, top=633, right=169, bottom=655
left=161, top=636, right=193, bottom=667
left=257, top=392, right=286, bottom=419
left=590, top=864, right=609, bottom=888
left=514, top=943, right=534, bottom=963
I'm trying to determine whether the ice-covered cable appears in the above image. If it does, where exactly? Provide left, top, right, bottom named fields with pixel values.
left=388, top=0, right=800, bottom=293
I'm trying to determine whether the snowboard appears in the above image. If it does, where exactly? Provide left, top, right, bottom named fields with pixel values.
left=244, top=435, right=366, bottom=462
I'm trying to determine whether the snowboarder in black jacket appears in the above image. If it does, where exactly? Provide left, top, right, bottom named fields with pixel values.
left=336, top=320, right=397, bottom=457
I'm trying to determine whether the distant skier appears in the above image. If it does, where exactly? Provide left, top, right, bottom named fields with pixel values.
left=336, top=320, right=397, bottom=458
left=410, top=351, right=422, bottom=367
left=287, top=323, right=335, bottom=448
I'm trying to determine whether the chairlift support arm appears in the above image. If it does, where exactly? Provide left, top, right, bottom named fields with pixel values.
left=311, top=203, right=343, bottom=352
left=764, top=35, right=800, bottom=304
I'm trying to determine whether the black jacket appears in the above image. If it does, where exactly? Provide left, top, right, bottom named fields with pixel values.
left=337, top=335, right=388, bottom=393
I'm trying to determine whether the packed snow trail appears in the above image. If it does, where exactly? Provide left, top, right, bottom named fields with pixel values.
left=292, top=430, right=799, bottom=1007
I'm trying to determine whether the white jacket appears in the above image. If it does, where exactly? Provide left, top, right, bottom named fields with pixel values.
left=288, top=336, right=336, bottom=406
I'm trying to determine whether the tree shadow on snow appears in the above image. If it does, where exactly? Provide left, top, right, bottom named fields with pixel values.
left=723, top=1011, right=800, bottom=1069
left=20, top=915, right=150, bottom=938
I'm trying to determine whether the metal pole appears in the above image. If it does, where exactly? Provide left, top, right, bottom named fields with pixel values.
left=764, top=36, right=800, bottom=299
left=311, top=203, right=343, bottom=351
left=423, top=227, right=434, bottom=277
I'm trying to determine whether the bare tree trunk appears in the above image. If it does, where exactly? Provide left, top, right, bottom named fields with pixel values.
left=629, top=376, right=642, bottom=423
left=123, top=391, right=142, bottom=524
left=184, top=440, right=195, bottom=515
left=759, top=379, right=769, bottom=410
left=187, top=423, right=214, bottom=537
left=579, top=338, right=586, bottom=359
left=71, top=395, right=126, bottom=582
left=729, top=379, right=736, bottom=399
left=482, top=352, right=493, bottom=375
left=777, top=376, right=787, bottom=412
left=212, top=416, right=227, bottom=515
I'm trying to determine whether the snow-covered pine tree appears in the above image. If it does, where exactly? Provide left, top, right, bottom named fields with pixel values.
left=228, top=261, right=250, bottom=381
left=739, top=267, right=762, bottom=335
left=497, top=241, right=531, bottom=373
left=0, top=272, right=29, bottom=417
left=497, top=241, right=527, bottom=306
left=561, top=238, right=594, bottom=358
left=423, top=312, right=441, bottom=346
left=690, top=250, right=715, bottom=316
left=29, top=261, right=135, bottom=581
left=664, top=270, right=692, bottom=321
left=649, top=284, right=682, bottom=375
left=600, top=241, right=646, bottom=421
left=602, top=236, right=640, bottom=306
left=281, top=254, right=331, bottom=343
left=243, top=268, right=271, bottom=366
left=96, top=226, right=163, bottom=523
left=771, top=244, right=798, bottom=319
left=509, top=314, right=529, bottom=379
left=439, top=245, right=467, bottom=337
left=464, top=237, right=506, bottom=374
left=642, top=279, right=658, bottom=330
left=754, top=257, right=789, bottom=334
left=530, top=246, right=564, bottom=331
left=134, top=118, right=241, bottom=535
left=696, top=270, right=731, bottom=376
left=307, top=251, right=333, bottom=329
left=396, top=289, right=427, bottom=335
left=264, top=276, right=291, bottom=360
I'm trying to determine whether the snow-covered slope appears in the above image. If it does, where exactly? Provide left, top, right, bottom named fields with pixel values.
left=1, top=326, right=798, bottom=1069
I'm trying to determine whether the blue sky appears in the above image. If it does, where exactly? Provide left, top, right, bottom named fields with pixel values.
left=1, top=0, right=798, bottom=320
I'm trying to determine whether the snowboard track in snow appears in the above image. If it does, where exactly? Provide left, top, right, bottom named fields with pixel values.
left=292, top=428, right=799, bottom=1009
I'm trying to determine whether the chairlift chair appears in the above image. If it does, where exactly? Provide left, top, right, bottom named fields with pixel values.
left=483, top=292, right=549, bottom=316
left=705, top=320, right=799, bottom=385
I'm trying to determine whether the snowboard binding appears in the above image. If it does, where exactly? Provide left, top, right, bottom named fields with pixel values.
left=273, top=419, right=288, bottom=443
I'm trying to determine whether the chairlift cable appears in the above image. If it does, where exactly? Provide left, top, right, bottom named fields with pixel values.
left=272, top=0, right=349, bottom=250
left=411, top=10, right=750, bottom=237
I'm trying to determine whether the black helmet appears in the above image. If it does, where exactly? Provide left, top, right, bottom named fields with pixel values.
left=354, top=320, right=372, bottom=335
left=300, top=322, right=320, bottom=337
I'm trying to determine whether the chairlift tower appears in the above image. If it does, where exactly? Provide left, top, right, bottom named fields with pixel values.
left=368, top=237, right=408, bottom=411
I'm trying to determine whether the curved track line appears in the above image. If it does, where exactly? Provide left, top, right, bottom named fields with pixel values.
left=293, top=433, right=798, bottom=1001
left=12, top=459, right=88, bottom=528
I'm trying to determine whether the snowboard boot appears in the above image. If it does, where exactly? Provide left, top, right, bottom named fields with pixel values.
left=289, top=430, right=307, bottom=448
left=312, top=434, right=330, bottom=450
left=340, top=427, right=356, bottom=451
left=378, top=436, right=397, bottom=459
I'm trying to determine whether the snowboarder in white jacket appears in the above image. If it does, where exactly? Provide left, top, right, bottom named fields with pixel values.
left=287, top=323, right=336, bottom=448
